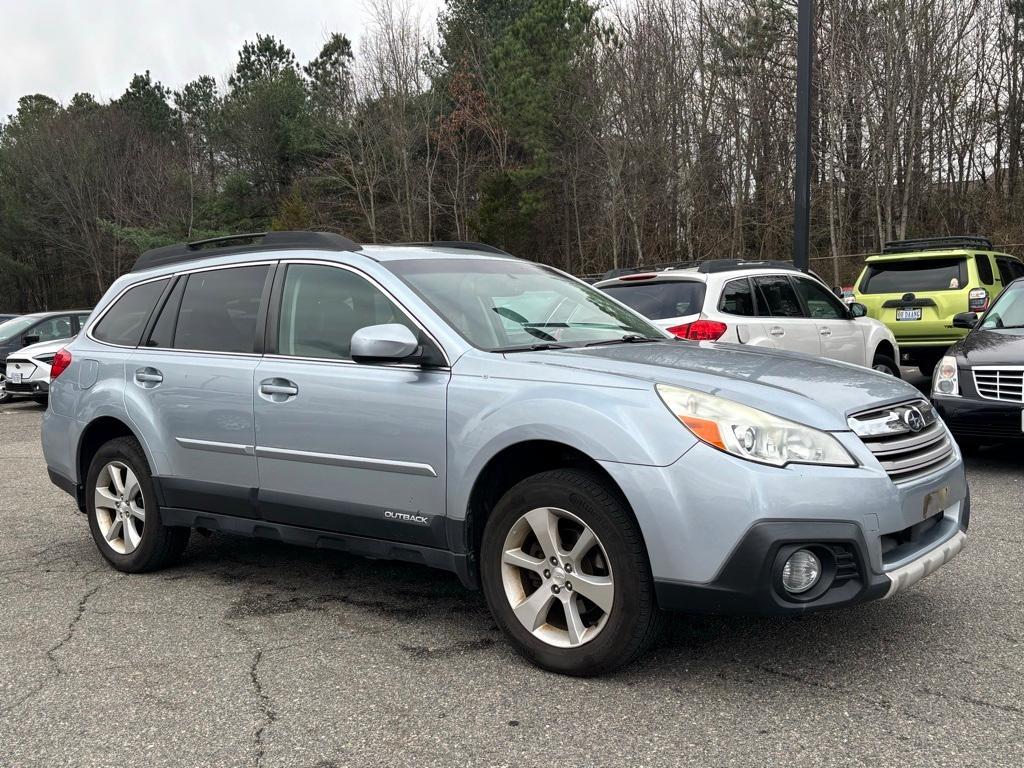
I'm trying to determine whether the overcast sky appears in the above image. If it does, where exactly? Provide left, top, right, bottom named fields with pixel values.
left=0, top=0, right=442, bottom=119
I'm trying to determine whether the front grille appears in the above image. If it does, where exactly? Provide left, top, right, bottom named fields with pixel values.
left=849, top=400, right=956, bottom=484
left=973, top=367, right=1024, bottom=403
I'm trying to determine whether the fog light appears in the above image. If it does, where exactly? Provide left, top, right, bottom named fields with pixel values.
left=782, top=549, right=821, bottom=594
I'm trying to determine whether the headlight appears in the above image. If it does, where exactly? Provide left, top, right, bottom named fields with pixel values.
left=932, top=356, right=959, bottom=397
left=656, top=384, right=856, bottom=467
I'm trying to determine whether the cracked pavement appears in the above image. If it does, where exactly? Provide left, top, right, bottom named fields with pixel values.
left=0, top=399, right=1022, bottom=767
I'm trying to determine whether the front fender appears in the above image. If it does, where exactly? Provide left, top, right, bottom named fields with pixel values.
left=858, top=318, right=900, bottom=361
left=445, top=372, right=698, bottom=527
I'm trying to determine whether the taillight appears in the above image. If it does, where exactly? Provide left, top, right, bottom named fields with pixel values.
left=50, top=348, right=72, bottom=380
left=968, top=288, right=989, bottom=312
left=666, top=320, right=728, bottom=341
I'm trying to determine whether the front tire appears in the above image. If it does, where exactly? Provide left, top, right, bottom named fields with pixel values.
left=871, top=351, right=900, bottom=378
left=85, top=437, right=189, bottom=573
left=480, top=469, right=663, bottom=676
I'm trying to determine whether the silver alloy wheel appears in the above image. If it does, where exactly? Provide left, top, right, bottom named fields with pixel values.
left=873, top=362, right=895, bottom=375
left=500, top=506, right=614, bottom=648
left=94, top=461, right=145, bottom=555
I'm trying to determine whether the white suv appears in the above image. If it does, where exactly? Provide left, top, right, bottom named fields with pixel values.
left=596, top=260, right=901, bottom=376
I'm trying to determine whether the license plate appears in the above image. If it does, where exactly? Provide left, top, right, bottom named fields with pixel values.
left=11, top=372, right=21, bottom=384
left=923, top=485, right=950, bottom=519
left=896, top=309, right=922, bottom=321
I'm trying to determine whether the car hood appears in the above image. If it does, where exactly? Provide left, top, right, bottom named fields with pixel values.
left=950, top=328, right=1024, bottom=365
left=520, top=341, right=924, bottom=431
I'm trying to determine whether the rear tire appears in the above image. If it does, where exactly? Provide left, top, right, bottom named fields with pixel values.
left=480, top=469, right=663, bottom=676
left=85, top=436, right=189, bottom=573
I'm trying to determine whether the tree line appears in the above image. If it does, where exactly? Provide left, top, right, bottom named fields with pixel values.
left=2, top=0, right=1023, bottom=311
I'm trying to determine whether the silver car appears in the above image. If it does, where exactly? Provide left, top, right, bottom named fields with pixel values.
left=42, top=232, right=968, bottom=675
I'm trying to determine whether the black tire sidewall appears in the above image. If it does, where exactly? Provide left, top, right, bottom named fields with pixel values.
left=872, top=353, right=900, bottom=378
left=480, top=470, right=655, bottom=676
left=85, top=437, right=169, bottom=573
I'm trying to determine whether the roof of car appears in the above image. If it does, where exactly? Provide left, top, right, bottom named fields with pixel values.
left=131, top=232, right=516, bottom=273
left=595, top=265, right=829, bottom=288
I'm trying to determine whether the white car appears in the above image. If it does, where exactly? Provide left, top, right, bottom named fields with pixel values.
left=1, top=336, right=73, bottom=403
left=596, top=260, right=901, bottom=376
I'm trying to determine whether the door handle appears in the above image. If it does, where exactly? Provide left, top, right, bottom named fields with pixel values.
left=134, top=368, right=163, bottom=386
left=768, top=326, right=785, bottom=337
left=259, top=378, right=299, bottom=402
left=819, top=328, right=833, bottom=337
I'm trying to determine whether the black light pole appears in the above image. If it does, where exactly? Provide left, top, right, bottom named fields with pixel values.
left=793, top=0, right=814, bottom=272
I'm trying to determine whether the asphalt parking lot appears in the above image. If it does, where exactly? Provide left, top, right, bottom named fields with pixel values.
left=1, top=397, right=1021, bottom=768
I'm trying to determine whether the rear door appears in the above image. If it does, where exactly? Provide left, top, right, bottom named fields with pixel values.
left=750, top=275, right=822, bottom=356
left=791, top=275, right=865, bottom=366
left=126, top=263, right=271, bottom=518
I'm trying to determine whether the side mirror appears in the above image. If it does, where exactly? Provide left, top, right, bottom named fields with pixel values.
left=952, top=312, right=979, bottom=330
left=849, top=302, right=868, bottom=318
left=22, top=334, right=40, bottom=347
left=350, top=324, right=420, bottom=364
left=833, top=286, right=844, bottom=298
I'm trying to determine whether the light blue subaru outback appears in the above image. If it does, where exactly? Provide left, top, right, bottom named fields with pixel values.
left=42, top=232, right=968, bottom=675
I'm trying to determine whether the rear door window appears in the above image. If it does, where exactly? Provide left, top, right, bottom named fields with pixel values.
left=996, top=258, right=1020, bottom=285
left=860, top=258, right=967, bottom=293
left=601, top=280, right=706, bottom=320
left=751, top=276, right=804, bottom=318
left=92, top=281, right=168, bottom=346
left=173, top=266, right=269, bottom=353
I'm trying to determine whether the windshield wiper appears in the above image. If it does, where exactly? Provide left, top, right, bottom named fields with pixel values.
left=497, top=343, right=573, bottom=353
left=584, top=334, right=663, bottom=347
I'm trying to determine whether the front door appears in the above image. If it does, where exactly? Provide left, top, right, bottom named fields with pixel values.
left=791, top=275, right=865, bottom=366
left=253, top=262, right=450, bottom=548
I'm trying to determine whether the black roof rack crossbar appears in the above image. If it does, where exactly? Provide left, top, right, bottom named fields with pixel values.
left=132, top=231, right=362, bottom=272
left=397, top=240, right=513, bottom=257
left=882, top=236, right=994, bottom=255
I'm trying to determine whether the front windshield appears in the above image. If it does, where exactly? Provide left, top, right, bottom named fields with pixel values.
left=980, top=285, right=1024, bottom=329
left=0, top=316, right=36, bottom=344
left=387, top=258, right=664, bottom=350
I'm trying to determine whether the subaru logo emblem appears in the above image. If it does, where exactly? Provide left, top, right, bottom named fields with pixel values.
left=902, top=407, right=925, bottom=432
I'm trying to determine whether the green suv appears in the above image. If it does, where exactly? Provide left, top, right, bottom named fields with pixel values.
left=853, top=237, right=1024, bottom=375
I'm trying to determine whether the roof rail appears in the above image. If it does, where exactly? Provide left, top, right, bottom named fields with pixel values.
left=132, top=231, right=362, bottom=272
left=882, top=236, right=994, bottom=255
left=696, top=259, right=801, bottom=274
left=397, top=240, right=513, bottom=257
left=601, top=261, right=696, bottom=281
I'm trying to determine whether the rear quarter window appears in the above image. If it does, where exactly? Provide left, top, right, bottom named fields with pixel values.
left=860, top=258, right=968, bottom=294
left=92, top=279, right=169, bottom=347
left=975, top=254, right=995, bottom=285
left=601, top=280, right=706, bottom=320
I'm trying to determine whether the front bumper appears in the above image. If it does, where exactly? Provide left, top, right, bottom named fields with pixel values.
left=654, top=502, right=968, bottom=616
left=601, top=432, right=968, bottom=616
left=934, top=394, right=1023, bottom=441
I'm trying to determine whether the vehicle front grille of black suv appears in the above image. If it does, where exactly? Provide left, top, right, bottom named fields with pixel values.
left=972, top=367, right=1024, bottom=403
left=848, top=400, right=956, bottom=484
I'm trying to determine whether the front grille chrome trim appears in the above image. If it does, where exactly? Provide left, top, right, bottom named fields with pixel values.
left=972, top=366, right=1024, bottom=404
left=849, top=399, right=956, bottom=485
